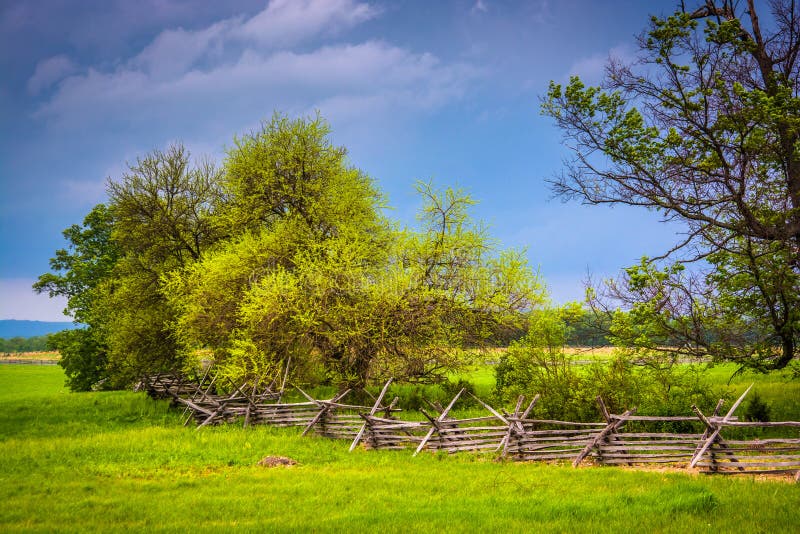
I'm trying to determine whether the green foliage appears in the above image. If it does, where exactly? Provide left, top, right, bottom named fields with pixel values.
left=744, top=391, right=772, bottom=423
left=108, top=143, right=222, bottom=270
left=221, top=112, right=384, bottom=239
left=99, top=144, right=222, bottom=384
left=33, top=204, right=119, bottom=324
left=441, top=378, right=479, bottom=408
left=33, top=204, right=119, bottom=391
left=48, top=328, right=111, bottom=391
left=601, top=254, right=799, bottom=374
left=495, top=308, right=721, bottom=422
left=542, top=2, right=800, bottom=371
left=563, top=309, right=610, bottom=346
left=165, top=114, right=392, bottom=386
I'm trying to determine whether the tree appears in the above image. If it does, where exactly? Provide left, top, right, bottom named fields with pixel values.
left=102, top=143, right=223, bottom=382
left=165, top=115, right=544, bottom=387
left=33, top=204, right=118, bottom=390
left=34, top=144, right=223, bottom=390
left=220, top=112, right=386, bottom=240
left=543, top=0, right=800, bottom=370
left=34, top=204, right=118, bottom=324
left=107, top=143, right=222, bottom=271
left=164, top=114, right=392, bottom=385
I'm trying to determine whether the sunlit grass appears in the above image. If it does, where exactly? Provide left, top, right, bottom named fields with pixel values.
left=1, top=365, right=798, bottom=532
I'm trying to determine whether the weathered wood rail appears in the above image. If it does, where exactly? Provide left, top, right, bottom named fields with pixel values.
left=0, top=358, right=59, bottom=365
left=137, top=373, right=399, bottom=440
left=136, top=373, right=800, bottom=479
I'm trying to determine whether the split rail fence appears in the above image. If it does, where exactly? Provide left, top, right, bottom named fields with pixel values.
left=137, top=374, right=800, bottom=479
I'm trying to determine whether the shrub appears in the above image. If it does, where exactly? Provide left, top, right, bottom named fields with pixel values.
left=442, top=378, right=478, bottom=408
left=495, top=309, right=723, bottom=423
left=744, top=391, right=771, bottom=422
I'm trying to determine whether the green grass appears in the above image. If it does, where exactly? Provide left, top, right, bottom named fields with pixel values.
left=1, top=365, right=798, bottom=532
left=705, top=363, right=800, bottom=421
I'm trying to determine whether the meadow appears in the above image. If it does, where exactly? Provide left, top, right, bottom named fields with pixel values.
left=0, top=364, right=798, bottom=532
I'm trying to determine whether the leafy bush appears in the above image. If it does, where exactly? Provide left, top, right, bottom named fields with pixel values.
left=442, top=378, right=478, bottom=408
left=495, top=309, right=722, bottom=423
left=49, top=328, right=112, bottom=392
left=744, top=391, right=771, bottom=422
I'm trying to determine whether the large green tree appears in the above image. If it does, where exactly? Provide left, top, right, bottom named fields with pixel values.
left=166, top=116, right=543, bottom=387
left=543, top=0, right=800, bottom=370
left=102, top=144, right=223, bottom=382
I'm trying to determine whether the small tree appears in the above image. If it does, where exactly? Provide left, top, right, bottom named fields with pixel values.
left=33, top=204, right=119, bottom=390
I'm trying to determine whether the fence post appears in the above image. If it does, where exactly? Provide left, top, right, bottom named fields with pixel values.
left=349, top=378, right=393, bottom=452
left=572, top=408, right=636, bottom=467
left=413, top=388, right=464, bottom=457
left=689, top=384, right=753, bottom=469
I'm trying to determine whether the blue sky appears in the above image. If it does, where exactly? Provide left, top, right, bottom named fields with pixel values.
left=0, top=0, right=686, bottom=321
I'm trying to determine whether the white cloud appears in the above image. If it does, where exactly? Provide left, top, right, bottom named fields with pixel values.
left=471, top=1, right=488, bottom=15
left=27, top=54, right=77, bottom=94
left=236, top=0, right=379, bottom=46
left=35, top=29, right=477, bottom=133
left=121, top=0, right=379, bottom=83
left=130, top=18, right=237, bottom=81
left=28, top=0, right=479, bottom=212
left=0, top=278, right=70, bottom=321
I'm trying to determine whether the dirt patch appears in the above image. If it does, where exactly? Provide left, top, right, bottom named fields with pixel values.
left=257, top=456, right=298, bottom=468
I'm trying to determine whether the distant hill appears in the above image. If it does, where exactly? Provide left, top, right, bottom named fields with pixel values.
left=0, top=320, right=79, bottom=339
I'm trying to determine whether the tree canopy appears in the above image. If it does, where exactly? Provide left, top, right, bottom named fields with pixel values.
left=165, top=116, right=543, bottom=388
left=543, top=0, right=800, bottom=370
left=38, top=114, right=544, bottom=390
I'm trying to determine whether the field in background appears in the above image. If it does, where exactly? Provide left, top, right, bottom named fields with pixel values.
left=0, top=351, right=59, bottom=364
left=0, top=365, right=797, bottom=532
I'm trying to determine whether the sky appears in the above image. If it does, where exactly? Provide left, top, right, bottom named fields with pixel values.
left=0, top=0, right=688, bottom=322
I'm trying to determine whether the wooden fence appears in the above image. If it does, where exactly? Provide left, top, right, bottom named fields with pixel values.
left=137, top=373, right=399, bottom=440
left=137, top=373, right=800, bottom=479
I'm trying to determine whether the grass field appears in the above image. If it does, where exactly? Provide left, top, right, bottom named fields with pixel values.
left=0, top=365, right=798, bottom=532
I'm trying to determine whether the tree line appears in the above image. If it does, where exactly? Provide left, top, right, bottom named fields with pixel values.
left=0, top=336, right=51, bottom=353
